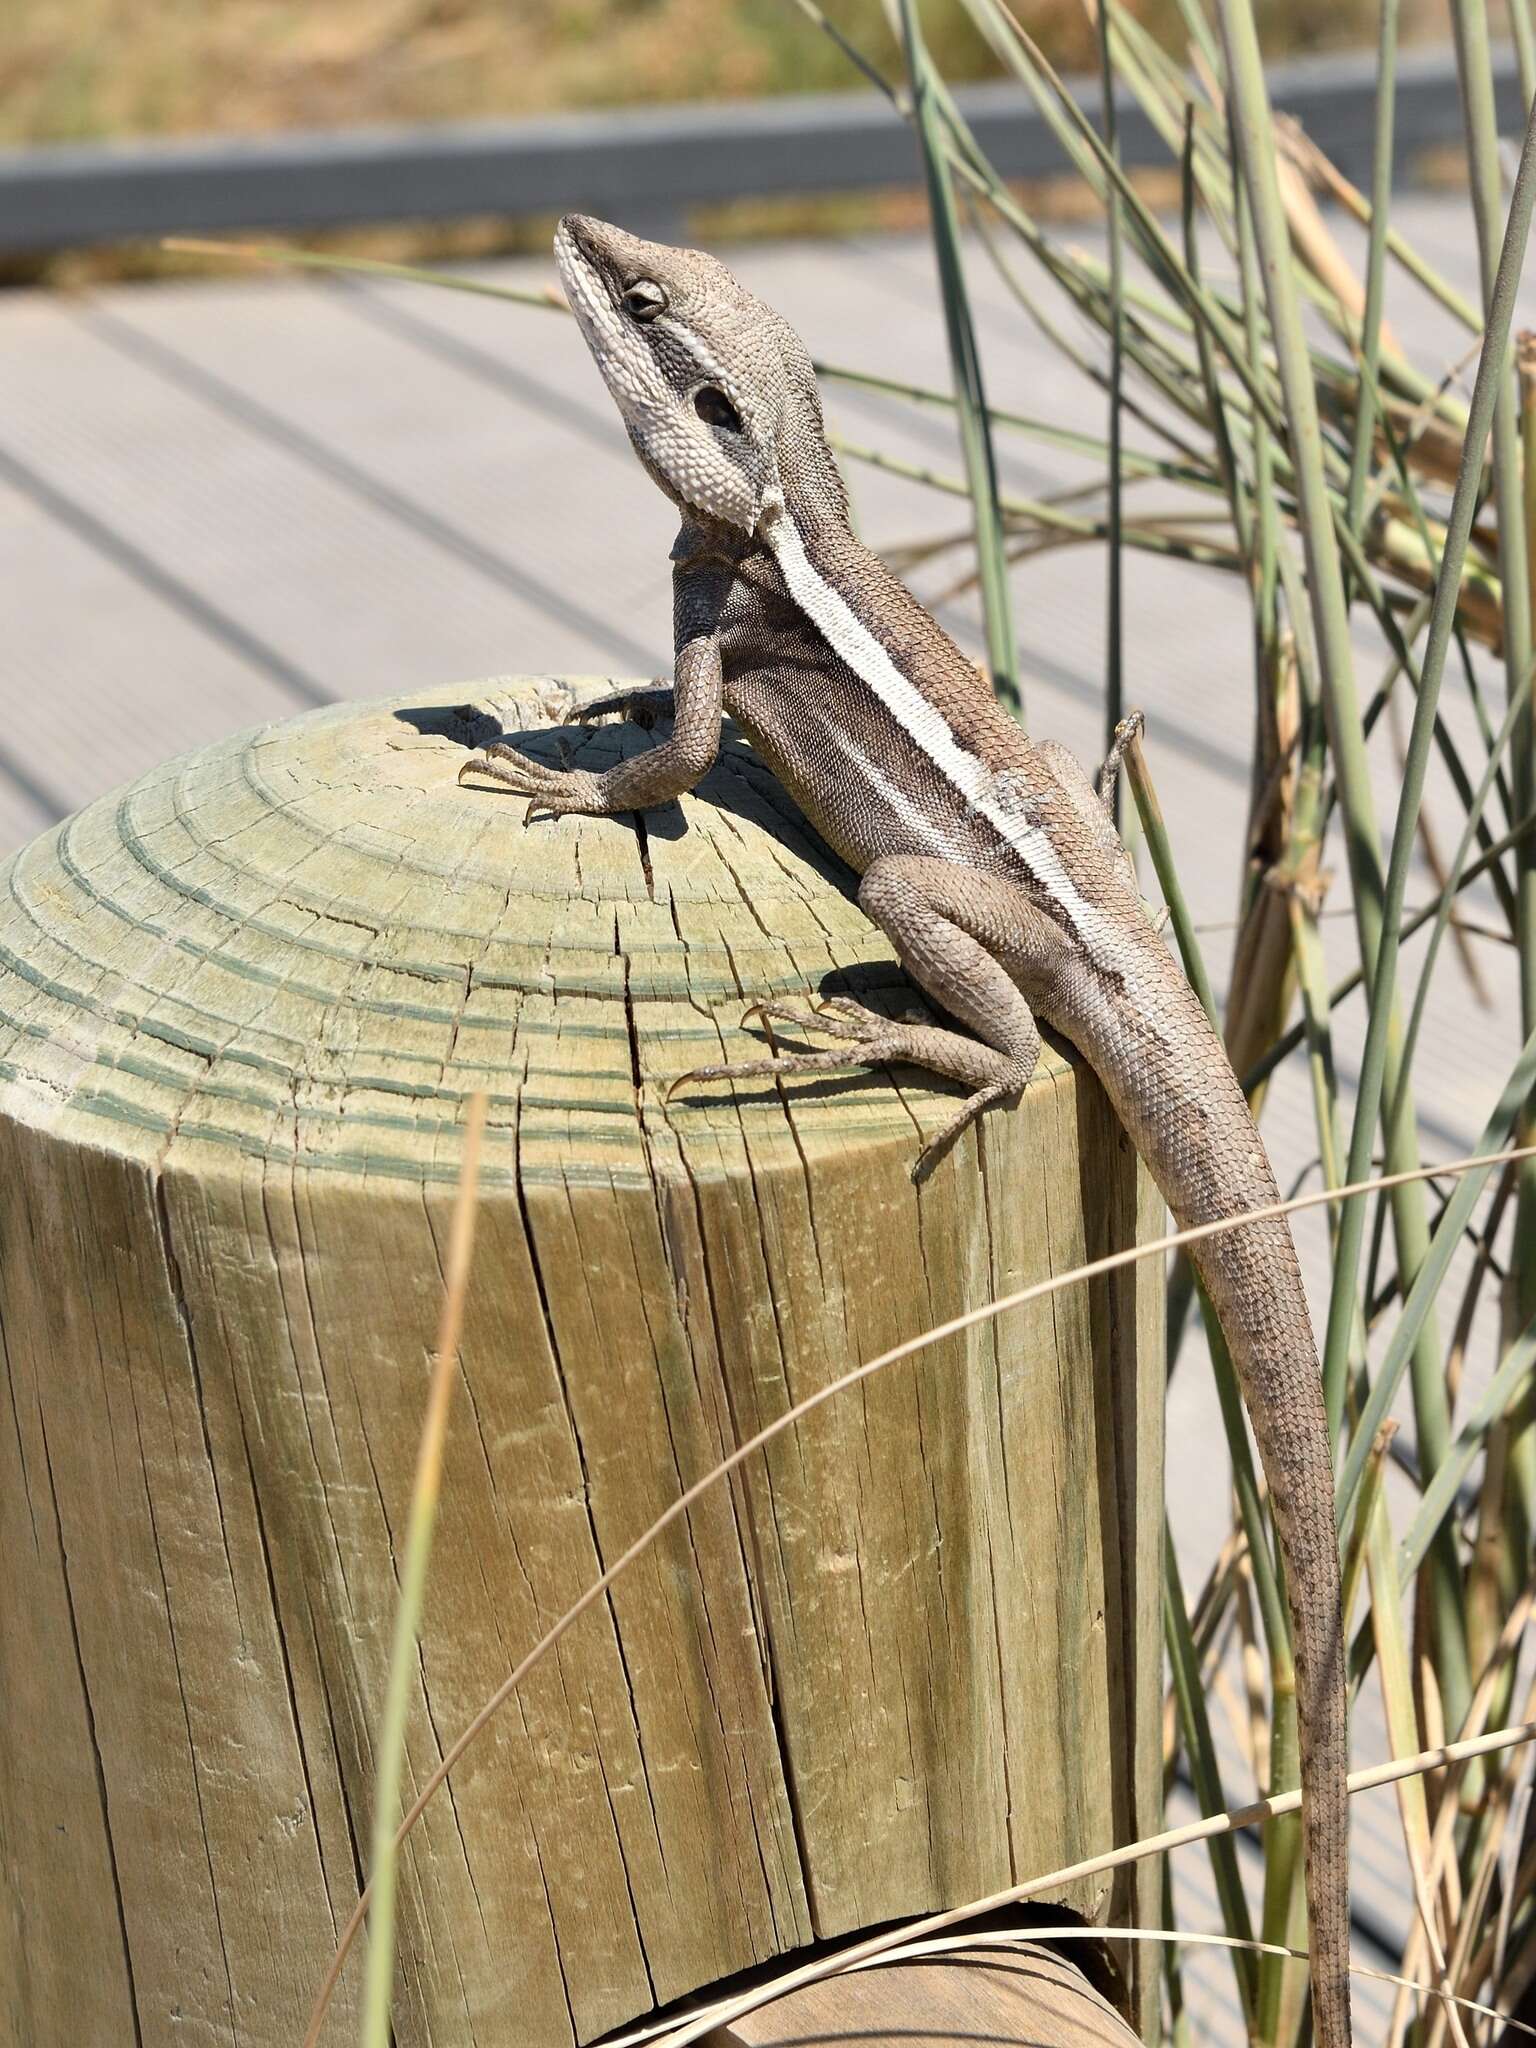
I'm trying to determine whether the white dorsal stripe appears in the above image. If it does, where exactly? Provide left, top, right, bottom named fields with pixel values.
left=811, top=708, right=970, bottom=863
left=762, top=498, right=1114, bottom=962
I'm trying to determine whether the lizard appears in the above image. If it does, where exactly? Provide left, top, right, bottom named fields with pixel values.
left=460, top=214, right=1350, bottom=2047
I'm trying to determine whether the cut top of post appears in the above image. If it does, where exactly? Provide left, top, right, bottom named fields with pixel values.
left=0, top=676, right=1076, bottom=1190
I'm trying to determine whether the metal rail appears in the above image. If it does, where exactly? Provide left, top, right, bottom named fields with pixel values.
left=0, top=43, right=1518, bottom=256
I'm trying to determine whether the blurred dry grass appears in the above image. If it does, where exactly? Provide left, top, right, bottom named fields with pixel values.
left=1, top=0, right=1455, bottom=287
left=4, top=0, right=1418, bottom=152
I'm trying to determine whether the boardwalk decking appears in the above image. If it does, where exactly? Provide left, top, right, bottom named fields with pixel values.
left=3, top=195, right=1531, bottom=2035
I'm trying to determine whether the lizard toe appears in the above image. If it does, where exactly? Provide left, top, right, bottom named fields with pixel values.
left=742, top=997, right=865, bottom=1043
left=665, top=1044, right=878, bottom=1103
left=814, top=994, right=908, bottom=1033
left=484, top=736, right=576, bottom=774
left=518, top=770, right=608, bottom=820
left=565, top=686, right=669, bottom=731
left=457, top=744, right=554, bottom=791
left=460, top=747, right=608, bottom=817
left=564, top=694, right=628, bottom=726
left=911, top=1072, right=1028, bottom=1182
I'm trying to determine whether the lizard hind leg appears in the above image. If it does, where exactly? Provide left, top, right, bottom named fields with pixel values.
left=674, top=856, right=1055, bottom=1180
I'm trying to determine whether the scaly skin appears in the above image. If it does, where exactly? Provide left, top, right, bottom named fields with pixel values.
left=461, top=215, right=1350, bottom=2046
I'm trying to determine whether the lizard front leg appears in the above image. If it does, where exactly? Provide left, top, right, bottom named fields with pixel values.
left=459, top=556, right=731, bottom=818
left=677, top=857, right=1068, bottom=1177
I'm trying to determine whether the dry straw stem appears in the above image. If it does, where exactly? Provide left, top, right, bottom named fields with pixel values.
left=602, top=1922, right=1536, bottom=2048
left=360, top=1091, right=488, bottom=2048
left=1160, top=1526, right=1248, bottom=1774
left=161, top=235, right=571, bottom=311
left=1275, top=148, right=1405, bottom=363
left=1439, top=1677, right=1536, bottom=2042
left=1273, top=119, right=1482, bottom=335
left=1363, top=1456, right=1470, bottom=2048
left=303, top=1140, right=1536, bottom=2046
left=1387, top=1585, right=1536, bottom=2044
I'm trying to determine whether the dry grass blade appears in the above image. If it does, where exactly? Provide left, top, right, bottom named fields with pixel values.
left=1275, top=149, right=1405, bottom=362
left=1222, top=632, right=1312, bottom=1108
left=895, top=0, right=1022, bottom=712
left=1365, top=1453, right=1467, bottom=2047
left=301, top=1142, right=1536, bottom=2043
left=1491, top=1762, right=1535, bottom=2001
left=1273, top=119, right=1483, bottom=334
left=1388, top=1586, right=1536, bottom=2046
left=606, top=1924, right=1536, bottom=2048
left=161, top=235, right=572, bottom=310
left=359, top=1092, right=488, bottom=2048
left=1424, top=1744, right=1525, bottom=2048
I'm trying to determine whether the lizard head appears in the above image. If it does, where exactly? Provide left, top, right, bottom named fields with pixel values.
left=555, top=213, right=843, bottom=535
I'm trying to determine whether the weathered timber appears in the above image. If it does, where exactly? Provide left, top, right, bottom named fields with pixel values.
left=0, top=679, right=1165, bottom=2047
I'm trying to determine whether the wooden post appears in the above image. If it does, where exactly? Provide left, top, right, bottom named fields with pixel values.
left=0, top=678, right=1165, bottom=2047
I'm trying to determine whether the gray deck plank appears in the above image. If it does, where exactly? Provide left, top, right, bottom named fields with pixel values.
left=3, top=195, right=1531, bottom=2039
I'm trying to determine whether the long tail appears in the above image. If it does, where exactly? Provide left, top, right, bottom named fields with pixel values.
left=1072, top=954, right=1350, bottom=2048
left=1184, top=1189, right=1350, bottom=2048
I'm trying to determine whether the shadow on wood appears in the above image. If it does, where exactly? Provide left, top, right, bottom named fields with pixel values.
left=0, top=678, right=1165, bottom=2046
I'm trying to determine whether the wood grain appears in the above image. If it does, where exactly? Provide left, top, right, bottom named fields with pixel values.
left=0, top=680, right=1165, bottom=2046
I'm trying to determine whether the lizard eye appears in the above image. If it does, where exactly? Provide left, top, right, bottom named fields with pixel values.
left=621, top=278, right=667, bottom=321
left=694, top=385, right=743, bottom=433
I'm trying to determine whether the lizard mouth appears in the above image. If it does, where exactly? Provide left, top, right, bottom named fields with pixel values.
left=553, top=216, right=620, bottom=355
left=553, top=214, right=598, bottom=303
left=554, top=212, right=594, bottom=268
left=555, top=213, right=638, bottom=312
left=554, top=216, right=666, bottom=420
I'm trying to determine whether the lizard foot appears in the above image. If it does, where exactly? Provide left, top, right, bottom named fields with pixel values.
left=458, top=741, right=608, bottom=821
left=669, top=995, right=1029, bottom=1181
